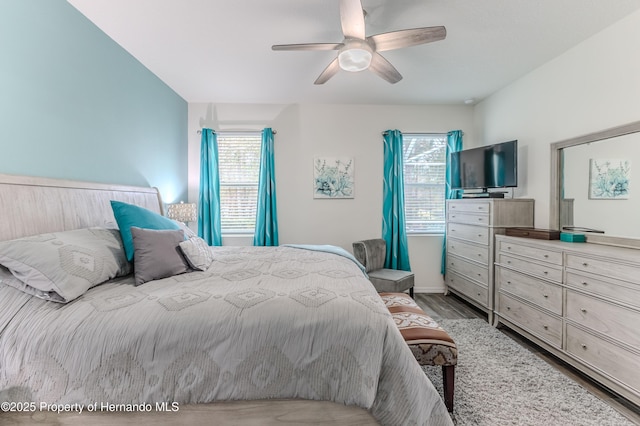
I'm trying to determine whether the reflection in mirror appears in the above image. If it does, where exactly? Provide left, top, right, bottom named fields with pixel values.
left=561, top=132, right=638, bottom=238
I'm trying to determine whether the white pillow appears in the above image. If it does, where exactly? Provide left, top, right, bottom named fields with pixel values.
left=179, top=237, right=214, bottom=271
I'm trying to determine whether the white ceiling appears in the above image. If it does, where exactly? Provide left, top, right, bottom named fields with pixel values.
left=67, top=0, right=640, bottom=105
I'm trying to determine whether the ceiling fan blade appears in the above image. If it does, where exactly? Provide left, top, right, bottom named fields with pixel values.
left=272, top=43, right=343, bottom=51
left=369, top=53, right=402, bottom=84
left=314, top=58, right=341, bottom=85
left=340, top=0, right=365, bottom=39
left=369, top=26, right=446, bottom=52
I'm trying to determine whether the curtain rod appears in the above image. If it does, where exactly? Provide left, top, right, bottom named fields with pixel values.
left=381, top=131, right=461, bottom=136
left=197, top=129, right=277, bottom=135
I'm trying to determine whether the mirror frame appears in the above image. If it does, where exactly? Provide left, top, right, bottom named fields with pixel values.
left=550, top=119, right=640, bottom=248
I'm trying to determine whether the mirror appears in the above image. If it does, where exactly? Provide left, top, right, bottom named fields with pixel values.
left=550, top=120, right=640, bottom=246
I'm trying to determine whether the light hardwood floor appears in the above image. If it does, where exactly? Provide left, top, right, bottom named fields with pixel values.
left=4, top=294, right=640, bottom=425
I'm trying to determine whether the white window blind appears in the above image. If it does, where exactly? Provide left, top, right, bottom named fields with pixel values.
left=403, top=133, right=447, bottom=234
left=217, top=133, right=261, bottom=233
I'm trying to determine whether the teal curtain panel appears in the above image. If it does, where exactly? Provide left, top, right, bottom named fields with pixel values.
left=197, top=128, right=222, bottom=246
left=253, top=128, right=279, bottom=246
left=382, top=129, right=411, bottom=271
left=441, top=130, right=464, bottom=274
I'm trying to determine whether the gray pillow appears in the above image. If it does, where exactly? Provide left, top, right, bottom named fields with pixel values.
left=178, top=236, right=214, bottom=271
left=131, top=227, right=190, bottom=286
left=0, top=228, right=131, bottom=303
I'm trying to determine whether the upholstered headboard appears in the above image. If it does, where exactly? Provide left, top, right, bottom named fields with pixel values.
left=0, top=173, right=164, bottom=242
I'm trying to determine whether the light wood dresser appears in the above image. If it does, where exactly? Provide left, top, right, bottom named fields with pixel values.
left=444, top=199, right=534, bottom=324
left=495, top=235, right=640, bottom=406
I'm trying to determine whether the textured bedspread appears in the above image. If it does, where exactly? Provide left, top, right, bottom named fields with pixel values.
left=0, top=246, right=452, bottom=425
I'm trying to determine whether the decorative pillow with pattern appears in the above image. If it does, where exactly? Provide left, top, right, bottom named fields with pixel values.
left=178, top=236, right=214, bottom=271
left=0, top=228, right=131, bottom=303
left=0, top=265, right=66, bottom=302
left=174, top=220, right=198, bottom=239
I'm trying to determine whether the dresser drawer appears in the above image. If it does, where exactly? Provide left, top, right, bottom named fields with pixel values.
left=566, top=272, right=640, bottom=308
left=566, top=254, right=640, bottom=284
left=446, top=271, right=488, bottom=307
left=566, top=290, right=640, bottom=350
left=566, top=324, right=640, bottom=395
left=447, top=239, right=489, bottom=266
left=497, top=293, right=562, bottom=348
left=496, top=253, right=562, bottom=283
left=447, top=211, right=489, bottom=226
left=495, top=267, right=562, bottom=315
left=447, top=254, right=488, bottom=285
left=496, top=240, right=563, bottom=265
left=448, top=201, right=490, bottom=214
left=447, top=223, right=489, bottom=245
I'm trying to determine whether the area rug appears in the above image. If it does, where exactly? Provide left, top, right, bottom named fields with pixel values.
left=422, top=319, right=635, bottom=426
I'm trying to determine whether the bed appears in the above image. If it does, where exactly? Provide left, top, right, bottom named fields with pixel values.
left=0, top=173, right=452, bottom=426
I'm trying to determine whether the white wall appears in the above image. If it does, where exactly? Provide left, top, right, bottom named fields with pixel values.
left=474, top=9, right=640, bottom=228
left=185, top=10, right=640, bottom=292
left=188, top=103, right=475, bottom=292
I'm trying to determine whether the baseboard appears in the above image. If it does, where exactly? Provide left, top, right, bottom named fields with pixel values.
left=414, top=285, right=446, bottom=294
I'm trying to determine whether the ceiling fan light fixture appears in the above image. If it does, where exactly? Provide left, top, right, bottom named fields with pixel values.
left=338, top=40, right=373, bottom=72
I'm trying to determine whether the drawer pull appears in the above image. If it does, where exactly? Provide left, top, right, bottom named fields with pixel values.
left=506, top=281, right=511, bottom=284
left=477, top=273, right=482, bottom=277
left=451, top=215, right=456, bottom=218
left=477, top=292, right=481, bottom=296
left=477, top=234, right=483, bottom=237
left=581, top=281, right=588, bottom=286
left=543, top=294, right=548, bottom=298
left=543, top=254, right=549, bottom=258
left=507, top=260, right=511, bottom=264
left=581, top=344, right=588, bottom=350
left=507, top=246, right=512, bottom=250
left=543, top=271, right=548, bottom=275
left=582, top=262, right=588, bottom=267
left=543, top=325, right=548, bottom=330
left=506, top=306, right=511, bottom=310
left=478, top=217, right=483, bottom=221
left=581, top=308, right=587, bottom=313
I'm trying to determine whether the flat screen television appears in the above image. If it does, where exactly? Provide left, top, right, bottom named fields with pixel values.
left=451, top=140, right=517, bottom=194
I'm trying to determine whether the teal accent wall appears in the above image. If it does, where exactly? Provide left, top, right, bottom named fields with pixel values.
left=0, top=0, right=188, bottom=203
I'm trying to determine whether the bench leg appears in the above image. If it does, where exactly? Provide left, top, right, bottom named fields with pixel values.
left=442, top=365, right=455, bottom=412
left=409, top=287, right=414, bottom=298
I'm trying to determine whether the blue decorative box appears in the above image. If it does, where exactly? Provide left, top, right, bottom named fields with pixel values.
left=560, top=233, right=586, bottom=242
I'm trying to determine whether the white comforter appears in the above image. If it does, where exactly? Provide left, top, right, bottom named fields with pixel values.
left=0, top=246, right=452, bottom=425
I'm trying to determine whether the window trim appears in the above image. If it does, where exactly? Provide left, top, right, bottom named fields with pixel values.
left=403, top=132, right=447, bottom=235
left=217, top=131, right=262, bottom=235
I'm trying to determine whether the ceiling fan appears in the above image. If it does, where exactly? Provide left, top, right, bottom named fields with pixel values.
left=271, top=0, right=446, bottom=84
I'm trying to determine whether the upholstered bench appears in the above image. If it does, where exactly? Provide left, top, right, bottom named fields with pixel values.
left=379, top=292, right=457, bottom=412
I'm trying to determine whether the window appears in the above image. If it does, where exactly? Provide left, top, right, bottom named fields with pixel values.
left=403, top=133, right=447, bottom=234
left=217, top=132, right=261, bottom=233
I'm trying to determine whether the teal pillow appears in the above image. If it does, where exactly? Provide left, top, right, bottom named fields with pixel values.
left=110, top=201, right=181, bottom=261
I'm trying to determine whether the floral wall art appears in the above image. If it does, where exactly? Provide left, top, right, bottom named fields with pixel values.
left=589, top=159, right=630, bottom=199
left=313, top=157, right=354, bottom=199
